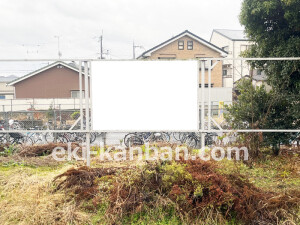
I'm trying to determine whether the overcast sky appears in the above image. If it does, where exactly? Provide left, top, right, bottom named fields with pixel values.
left=0, top=0, right=243, bottom=76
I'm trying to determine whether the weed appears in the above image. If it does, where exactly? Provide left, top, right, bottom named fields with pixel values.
left=0, top=144, right=18, bottom=156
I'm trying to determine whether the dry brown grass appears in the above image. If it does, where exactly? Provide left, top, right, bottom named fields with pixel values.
left=18, top=143, right=82, bottom=157
left=0, top=166, right=91, bottom=225
left=0, top=155, right=63, bottom=167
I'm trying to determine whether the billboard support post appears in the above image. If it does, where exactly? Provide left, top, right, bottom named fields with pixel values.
left=201, top=60, right=205, bottom=149
left=84, top=61, right=90, bottom=166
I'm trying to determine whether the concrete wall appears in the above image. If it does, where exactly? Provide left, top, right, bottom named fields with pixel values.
left=198, top=87, right=232, bottom=105
left=147, top=35, right=224, bottom=87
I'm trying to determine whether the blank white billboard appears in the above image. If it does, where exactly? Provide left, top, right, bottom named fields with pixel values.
left=91, top=61, right=198, bottom=131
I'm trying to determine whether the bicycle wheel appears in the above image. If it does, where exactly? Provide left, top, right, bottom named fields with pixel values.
left=0, top=134, right=9, bottom=144
left=20, top=136, right=33, bottom=146
left=172, top=132, right=182, bottom=142
left=90, top=132, right=97, bottom=143
left=57, top=133, right=68, bottom=143
left=179, top=132, right=190, bottom=143
left=162, top=132, right=170, bottom=142
left=124, top=133, right=137, bottom=147
left=205, top=135, right=214, bottom=146
left=45, top=132, right=55, bottom=143
left=74, top=133, right=86, bottom=143
left=29, top=133, right=43, bottom=144
left=127, top=135, right=144, bottom=147
left=185, top=135, right=198, bottom=149
left=150, top=132, right=169, bottom=143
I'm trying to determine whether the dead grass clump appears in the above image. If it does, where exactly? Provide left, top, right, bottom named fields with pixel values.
left=54, top=166, right=116, bottom=201
left=183, top=159, right=300, bottom=224
left=18, top=143, right=81, bottom=157
left=104, top=159, right=300, bottom=224
left=109, top=163, right=162, bottom=217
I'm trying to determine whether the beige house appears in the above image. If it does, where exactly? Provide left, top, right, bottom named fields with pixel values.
left=138, top=30, right=227, bottom=87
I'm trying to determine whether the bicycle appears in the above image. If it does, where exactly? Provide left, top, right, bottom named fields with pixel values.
left=124, top=132, right=170, bottom=147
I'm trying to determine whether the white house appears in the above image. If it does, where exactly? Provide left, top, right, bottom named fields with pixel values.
left=0, top=75, right=17, bottom=99
left=210, top=29, right=254, bottom=87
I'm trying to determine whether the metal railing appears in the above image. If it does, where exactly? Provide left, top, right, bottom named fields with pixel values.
left=0, top=57, right=299, bottom=166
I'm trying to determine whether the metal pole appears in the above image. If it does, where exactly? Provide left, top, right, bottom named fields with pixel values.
left=3, top=105, right=9, bottom=142
left=133, top=41, right=135, bottom=59
left=103, top=132, right=107, bottom=149
left=208, top=59, right=212, bottom=131
left=232, top=42, right=235, bottom=85
left=88, top=61, right=93, bottom=130
left=79, top=61, right=84, bottom=130
left=53, top=109, right=57, bottom=129
left=241, top=59, right=243, bottom=78
left=100, top=35, right=103, bottom=59
left=53, top=108, right=57, bottom=142
left=201, top=61, right=205, bottom=149
left=84, top=61, right=90, bottom=166
left=59, top=104, right=62, bottom=126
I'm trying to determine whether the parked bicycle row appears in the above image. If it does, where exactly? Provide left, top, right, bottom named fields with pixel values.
left=0, top=119, right=102, bottom=145
left=1, top=119, right=221, bottom=148
left=0, top=130, right=102, bottom=145
left=123, top=132, right=219, bottom=148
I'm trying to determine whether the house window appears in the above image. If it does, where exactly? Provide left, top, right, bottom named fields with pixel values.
left=257, top=69, right=262, bottom=75
left=71, top=90, right=85, bottom=98
left=199, top=84, right=214, bottom=88
left=240, top=45, right=250, bottom=52
left=223, top=70, right=228, bottom=76
left=0, top=95, right=5, bottom=99
left=178, top=40, right=184, bottom=50
left=187, top=41, right=193, bottom=50
left=158, top=57, right=176, bottom=59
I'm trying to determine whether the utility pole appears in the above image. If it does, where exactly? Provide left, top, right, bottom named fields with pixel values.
left=97, top=30, right=103, bottom=59
left=133, top=41, right=143, bottom=59
left=100, top=35, right=103, bottom=59
left=133, top=41, right=135, bottom=59
left=54, top=35, right=62, bottom=59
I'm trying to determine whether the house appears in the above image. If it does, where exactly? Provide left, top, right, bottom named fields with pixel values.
left=8, top=61, right=87, bottom=99
left=138, top=30, right=227, bottom=88
left=234, top=74, right=270, bottom=92
left=0, top=75, right=17, bottom=99
left=210, top=29, right=255, bottom=87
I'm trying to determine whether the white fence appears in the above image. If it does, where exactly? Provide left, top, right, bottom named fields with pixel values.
left=0, top=98, right=86, bottom=111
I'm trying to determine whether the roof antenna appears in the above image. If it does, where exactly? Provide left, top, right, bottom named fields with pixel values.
left=54, top=35, right=62, bottom=59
